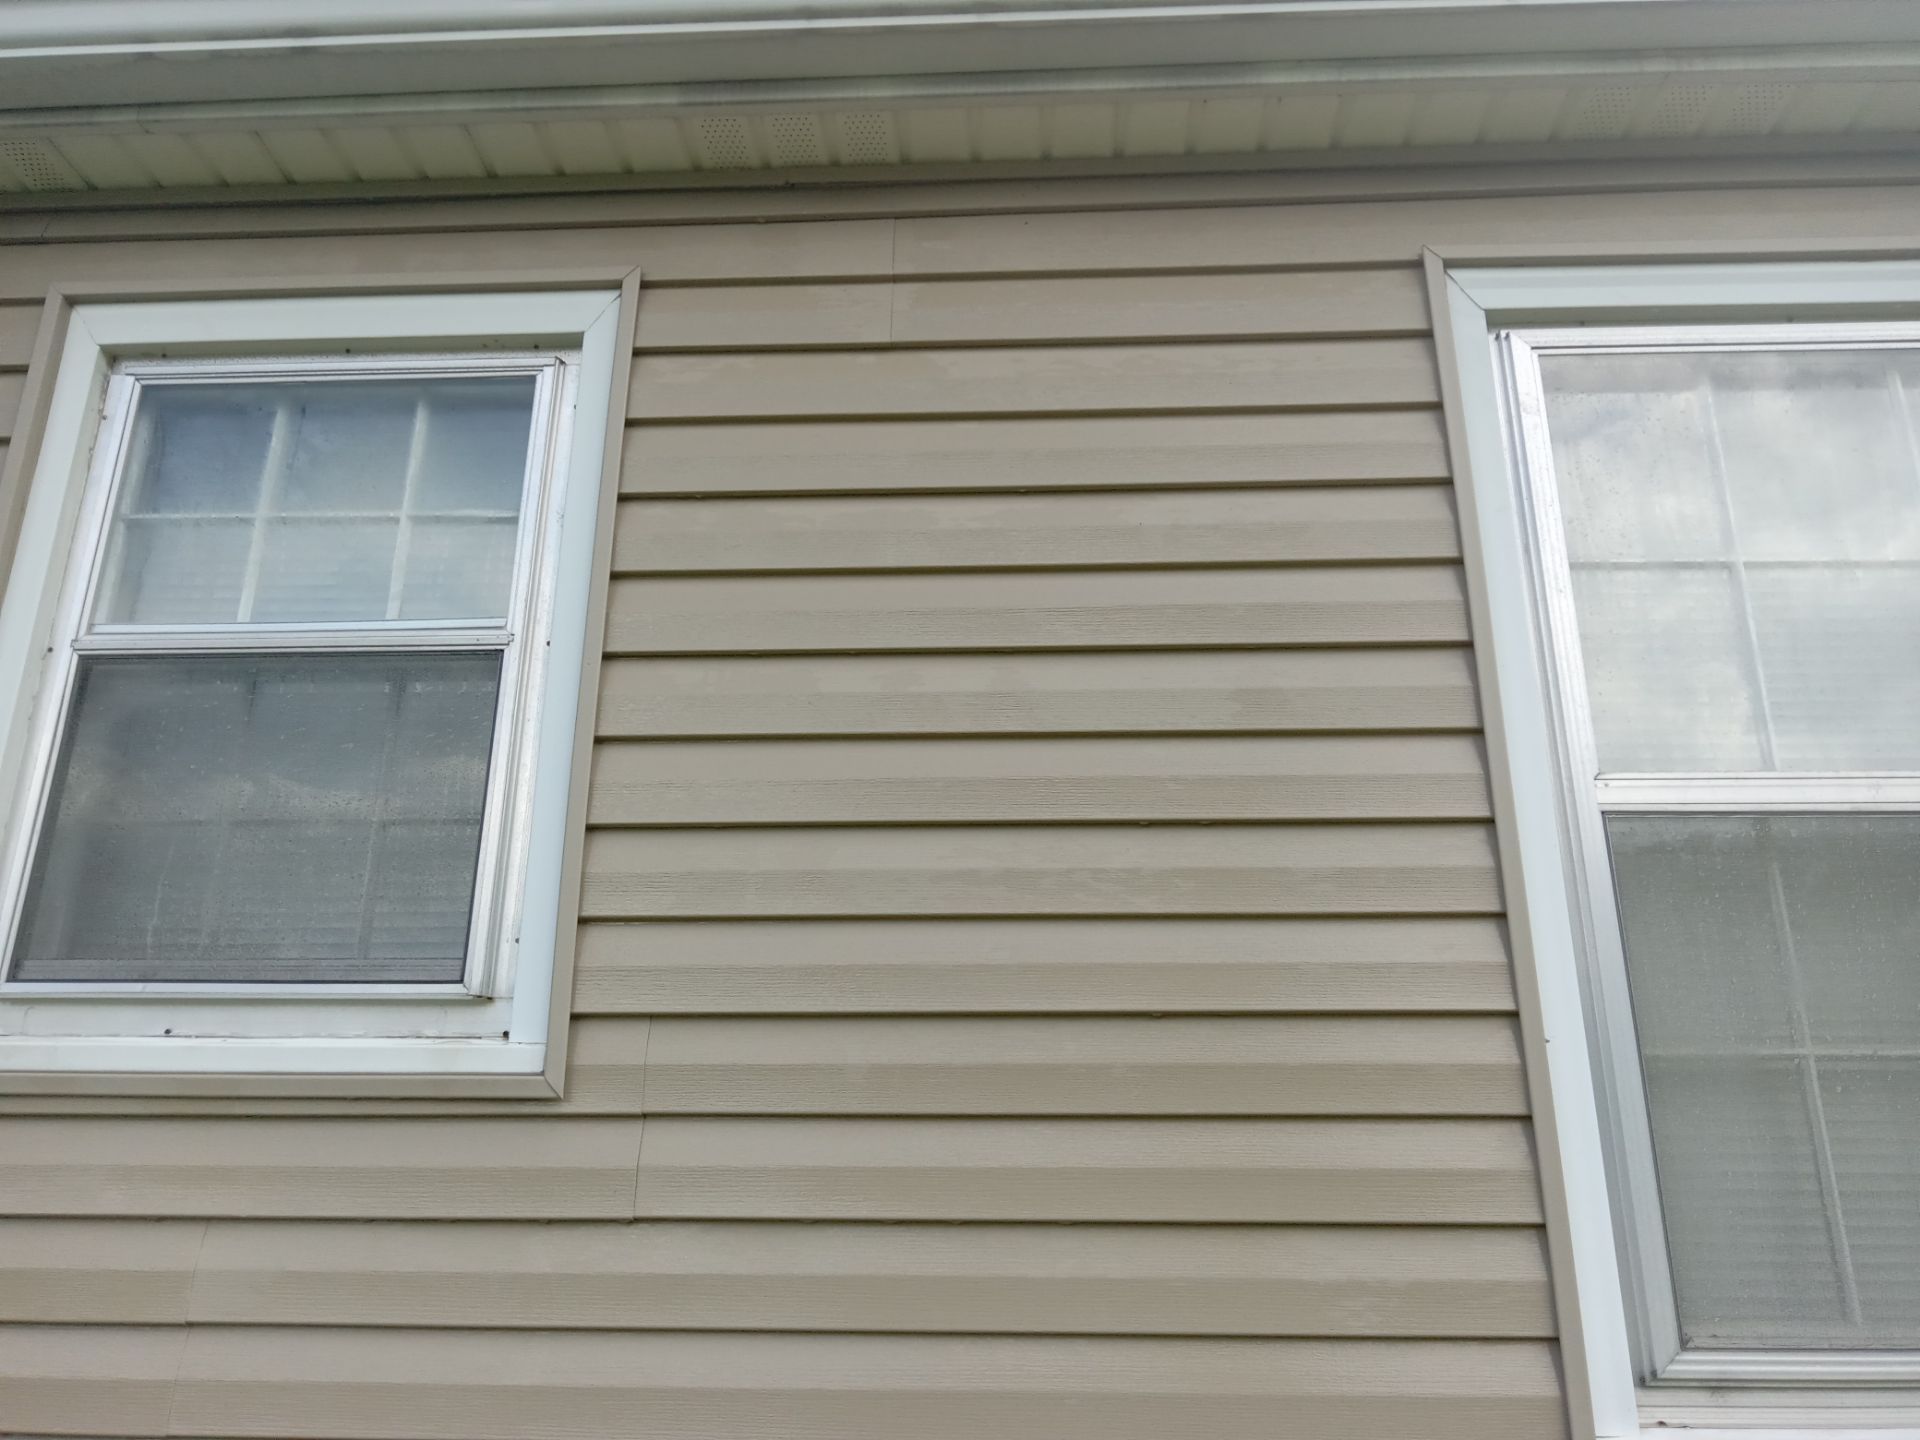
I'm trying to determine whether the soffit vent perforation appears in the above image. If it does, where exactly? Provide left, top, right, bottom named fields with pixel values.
left=764, top=113, right=828, bottom=167
left=836, top=111, right=900, bottom=165
left=694, top=115, right=756, bottom=168
left=0, top=138, right=84, bottom=190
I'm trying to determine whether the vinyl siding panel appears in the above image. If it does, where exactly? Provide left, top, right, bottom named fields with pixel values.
left=0, top=301, right=37, bottom=366
left=0, top=1118, right=644, bottom=1218
left=582, top=1014, right=1528, bottom=1115
left=0, top=1218, right=202, bottom=1324
left=571, top=916, right=1517, bottom=1014
left=885, top=266, right=1431, bottom=344
left=607, top=566, right=1471, bottom=653
left=586, top=735, right=1490, bottom=824
left=629, top=267, right=1428, bottom=351
left=626, top=337, right=1438, bottom=419
left=632, top=1117, right=1542, bottom=1223
left=610, top=484, right=1461, bottom=572
left=580, top=823, right=1502, bottom=918
left=0, top=1218, right=1554, bottom=1336
left=33, top=164, right=1874, bottom=1440
left=594, top=648, right=1482, bottom=738
left=153, top=1329, right=1564, bottom=1440
left=0, top=1327, right=185, bottom=1437
left=620, top=410, right=1452, bottom=494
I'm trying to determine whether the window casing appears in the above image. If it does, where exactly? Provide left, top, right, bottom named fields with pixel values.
left=1441, top=262, right=1920, bottom=1437
left=0, top=289, right=624, bottom=1092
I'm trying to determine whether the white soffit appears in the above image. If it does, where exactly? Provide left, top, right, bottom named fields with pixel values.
left=6, top=1, right=1920, bottom=193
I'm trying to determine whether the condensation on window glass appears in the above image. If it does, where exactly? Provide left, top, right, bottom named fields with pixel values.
left=94, top=375, right=537, bottom=627
left=1539, top=349, right=1920, bottom=773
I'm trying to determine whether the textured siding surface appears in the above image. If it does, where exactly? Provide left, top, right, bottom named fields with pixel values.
left=13, top=166, right=1851, bottom=1440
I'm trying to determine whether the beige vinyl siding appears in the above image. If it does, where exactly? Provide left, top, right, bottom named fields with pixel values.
left=594, top=647, right=1483, bottom=738
left=4, top=1328, right=1565, bottom=1440
left=619, top=410, right=1453, bottom=493
left=34, top=165, right=1902, bottom=1440
left=0, top=1218, right=1554, bottom=1336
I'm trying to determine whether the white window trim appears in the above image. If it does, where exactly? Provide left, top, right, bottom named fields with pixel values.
left=1440, top=259, right=1920, bottom=1439
left=0, top=288, right=623, bottom=1092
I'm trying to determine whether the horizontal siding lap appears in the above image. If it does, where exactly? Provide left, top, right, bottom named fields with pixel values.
left=629, top=267, right=1429, bottom=350
left=626, top=338, right=1439, bottom=420
left=0, top=1217, right=202, bottom=1324
left=0, top=1326, right=185, bottom=1437
left=634, top=1117, right=1543, bottom=1223
left=575, top=1014, right=1527, bottom=1115
left=581, top=822, right=1502, bottom=919
left=606, top=566, right=1471, bottom=654
left=636, top=282, right=894, bottom=350
left=0, top=1119, right=644, bottom=1219
left=120, top=1327, right=1566, bottom=1440
left=887, top=267, right=1431, bottom=345
left=620, top=410, right=1451, bottom=494
left=0, top=1218, right=1552, bottom=1337
left=0, top=304, right=37, bottom=371
left=611, top=484, right=1461, bottom=573
left=595, top=649, right=1482, bottom=738
left=571, top=916, right=1517, bottom=1014
left=586, top=735, right=1491, bottom=825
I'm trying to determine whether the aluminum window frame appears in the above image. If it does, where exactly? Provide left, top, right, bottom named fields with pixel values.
left=1438, top=260, right=1920, bottom=1439
left=0, top=287, right=625, bottom=1091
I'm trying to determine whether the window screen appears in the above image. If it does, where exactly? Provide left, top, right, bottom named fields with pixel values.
left=5, top=369, right=543, bottom=987
left=1536, top=347, right=1920, bottom=1352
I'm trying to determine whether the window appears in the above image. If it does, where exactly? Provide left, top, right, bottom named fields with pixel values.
left=1443, top=263, right=1920, bottom=1435
left=0, top=289, right=624, bottom=1092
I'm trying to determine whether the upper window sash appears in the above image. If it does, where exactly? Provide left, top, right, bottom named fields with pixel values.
left=73, top=355, right=564, bottom=648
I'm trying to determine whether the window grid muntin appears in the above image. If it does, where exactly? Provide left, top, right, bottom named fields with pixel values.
left=1503, top=323, right=1920, bottom=1387
left=0, top=351, right=570, bottom=1000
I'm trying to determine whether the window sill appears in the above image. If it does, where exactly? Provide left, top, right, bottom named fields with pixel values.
left=0, top=1033, right=555, bottom=1098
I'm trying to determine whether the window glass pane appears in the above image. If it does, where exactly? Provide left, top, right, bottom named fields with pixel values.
left=252, top=519, right=400, bottom=623
left=1539, top=348, right=1920, bottom=773
left=96, top=374, right=537, bottom=626
left=1541, top=355, right=1730, bottom=564
left=1569, top=566, right=1765, bottom=771
left=1746, top=567, right=1920, bottom=771
left=1610, top=814, right=1920, bottom=1349
left=398, top=517, right=520, bottom=621
left=121, top=385, right=276, bottom=515
left=9, top=652, right=498, bottom=985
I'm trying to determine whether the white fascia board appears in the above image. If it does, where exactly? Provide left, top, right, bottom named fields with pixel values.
left=7, top=1, right=1920, bottom=113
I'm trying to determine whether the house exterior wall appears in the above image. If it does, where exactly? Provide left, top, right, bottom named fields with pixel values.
left=0, top=164, right=1915, bottom=1439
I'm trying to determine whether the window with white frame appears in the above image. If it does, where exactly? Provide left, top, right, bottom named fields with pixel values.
left=1443, top=261, right=1920, bottom=1433
left=0, top=290, right=622, bottom=1091
left=1507, top=330, right=1920, bottom=1375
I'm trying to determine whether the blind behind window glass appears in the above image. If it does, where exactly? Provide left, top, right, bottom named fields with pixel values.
left=1539, top=348, right=1920, bottom=1352
left=12, top=653, right=500, bottom=984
